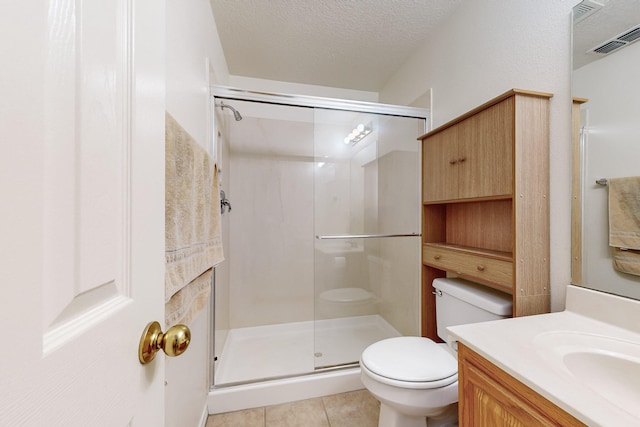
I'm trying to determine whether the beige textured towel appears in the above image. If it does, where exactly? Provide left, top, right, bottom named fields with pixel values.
left=609, top=176, right=640, bottom=276
left=165, top=269, right=212, bottom=327
left=613, top=248, right=640, bottom=277
left=165, top=112, right=224, bottom=324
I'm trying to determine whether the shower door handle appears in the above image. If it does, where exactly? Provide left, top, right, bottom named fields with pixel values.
left=316, top=233, right=420, bottom=239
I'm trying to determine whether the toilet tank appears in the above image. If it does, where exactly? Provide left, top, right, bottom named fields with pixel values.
left=433, top=277, right=512, bottom=343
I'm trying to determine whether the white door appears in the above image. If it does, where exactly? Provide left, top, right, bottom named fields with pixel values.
left=0, top=1, right=166, bottom=426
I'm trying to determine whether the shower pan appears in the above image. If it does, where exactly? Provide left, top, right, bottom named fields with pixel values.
left=209, top=86, right=428, bottom=412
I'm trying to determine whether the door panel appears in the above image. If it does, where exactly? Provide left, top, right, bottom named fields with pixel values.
left=43, top=0, right=128, bottom=343
left=0, top=1, right=165, bottom=425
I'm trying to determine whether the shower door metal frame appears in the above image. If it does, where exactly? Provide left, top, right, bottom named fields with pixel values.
left=209, top=85, right=429, bottom=389
left=211, top=85, right=430, bottom=120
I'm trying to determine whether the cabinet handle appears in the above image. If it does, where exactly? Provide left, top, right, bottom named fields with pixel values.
left=477, top=265, right=485, bottom=271
left=433, top=255, right=441, bottom=260
left=458, top=157, right=466, bottom=163
left=449, top=159, right=458, bottom=165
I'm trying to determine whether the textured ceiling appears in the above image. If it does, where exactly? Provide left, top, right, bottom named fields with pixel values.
left=573, top=0, right=640, bottom=69
left=210, top=0, right=463, bottom=92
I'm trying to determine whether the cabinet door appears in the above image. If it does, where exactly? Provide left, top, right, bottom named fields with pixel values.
left=461, top=362, right=558, bottom=426
left=423, top=125, right=459, bottom=202
left=458, top=99, right=514, bottom=200
left=459, top=345, right=587, bottom=427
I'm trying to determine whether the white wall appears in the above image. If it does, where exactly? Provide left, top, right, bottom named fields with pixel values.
left=165, top=0, right=229, bottom=425
left=229, top=75, right=379, bottom=102
left=380, top=0, right=579, bottom=311
left=573, top=40, right=640, bottom=300
left=166, top=0, right=228, bottom=146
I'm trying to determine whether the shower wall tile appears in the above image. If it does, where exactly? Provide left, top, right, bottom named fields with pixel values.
left=229, top=137, right=315, bottom=328
left=378, top=150, right=419, bottom=233
left=314, top=160, right=353, bottom=235
left=314, top=160, right=367, bottom=299
left=379, top=237, right=420, bottom=336
left=224, top=108, right=422, bottom=335
left=377, top=150, right=421, bottom=336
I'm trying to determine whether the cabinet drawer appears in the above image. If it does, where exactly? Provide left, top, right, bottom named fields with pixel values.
left=423, top=245, right=512, bottom=289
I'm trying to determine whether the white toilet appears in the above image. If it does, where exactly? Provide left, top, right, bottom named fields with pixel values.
left=360, top=277, right=512, bottom=427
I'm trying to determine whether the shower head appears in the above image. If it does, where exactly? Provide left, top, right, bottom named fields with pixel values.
left=220, top=101, right=243, bottom=121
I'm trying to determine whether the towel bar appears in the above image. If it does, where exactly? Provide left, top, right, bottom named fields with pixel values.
left=596, top=178, right=608, bottom=186
left=316, top=233, right=420, bottom=239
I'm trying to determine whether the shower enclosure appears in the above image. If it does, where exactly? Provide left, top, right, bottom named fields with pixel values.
left=210, top=87, right=427, bottom=390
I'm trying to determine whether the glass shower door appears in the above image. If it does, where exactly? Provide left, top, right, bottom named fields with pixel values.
left=213, top=99, right=318, bottom=385
left=312, top=108, right=424, bottom=370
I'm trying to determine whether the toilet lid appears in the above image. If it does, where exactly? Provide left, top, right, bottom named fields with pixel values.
left=320, top=287, right=373, bottom=303
left=361, top=337, right=457, bottom=384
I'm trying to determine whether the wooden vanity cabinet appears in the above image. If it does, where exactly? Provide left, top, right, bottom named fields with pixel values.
left=458, top=344, right=587, bottom=427
left=420, top=90, right=552, bottom=338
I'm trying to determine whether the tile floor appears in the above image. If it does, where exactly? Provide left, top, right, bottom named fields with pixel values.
left=206, top=389, right=380, bottom=427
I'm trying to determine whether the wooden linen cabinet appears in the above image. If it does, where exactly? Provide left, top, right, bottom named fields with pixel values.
left=419, top=89, right=553, bottom=339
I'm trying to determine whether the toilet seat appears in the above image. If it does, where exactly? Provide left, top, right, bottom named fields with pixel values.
left=360, top=337, right=457, bottom=390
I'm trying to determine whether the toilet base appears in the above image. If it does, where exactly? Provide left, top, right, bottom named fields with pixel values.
left=378, top=402, right=458, bottom=427
left=426, top=404, right=458, bottom=427
left=379, top=402, right=426, bottom=427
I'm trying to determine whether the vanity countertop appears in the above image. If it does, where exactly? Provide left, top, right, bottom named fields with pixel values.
left=448, top=285, right=640, bottom=427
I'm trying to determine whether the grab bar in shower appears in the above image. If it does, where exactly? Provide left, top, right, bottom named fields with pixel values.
left=316, top=233, right=421, bottom=240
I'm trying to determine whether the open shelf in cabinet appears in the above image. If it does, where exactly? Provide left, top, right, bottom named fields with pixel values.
left=421, top=198, right=514, bottom=324
left=423, top=198, right=513, bottom=253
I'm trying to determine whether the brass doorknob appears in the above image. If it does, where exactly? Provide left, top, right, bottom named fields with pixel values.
left=138, top=321, right=191, bottom=364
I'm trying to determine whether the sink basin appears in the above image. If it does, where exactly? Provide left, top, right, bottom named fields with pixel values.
left=534, top=331, right=640, bottom=418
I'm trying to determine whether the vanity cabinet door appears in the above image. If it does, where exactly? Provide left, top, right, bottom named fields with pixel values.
left=458, top=344, right=586, bottom=427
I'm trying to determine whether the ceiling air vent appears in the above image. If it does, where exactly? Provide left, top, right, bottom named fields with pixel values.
left=573, top=0, right=604, bottom=23
left=618, top=27, right=640, bottom=43
left=593, top=40, right=626, bottom=54
left=589, top=24, right=640, bottom=56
